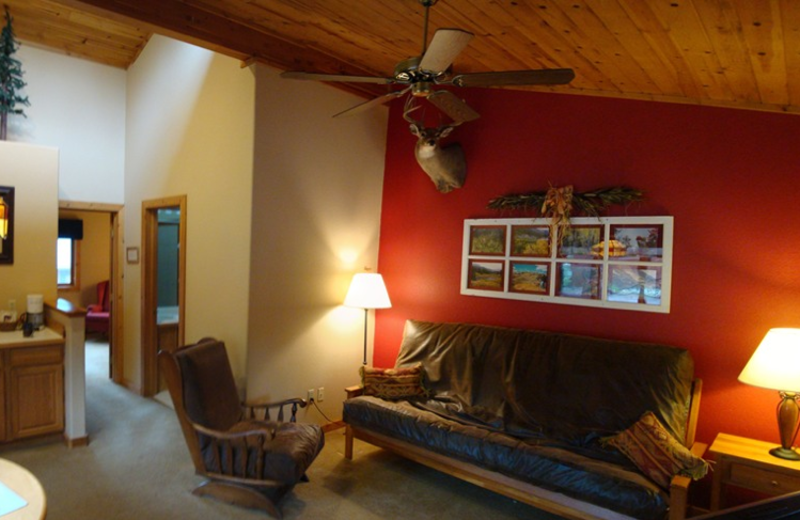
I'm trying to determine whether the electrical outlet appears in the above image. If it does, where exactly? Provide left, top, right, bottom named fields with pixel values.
left=317, top=387, right=325, bottom=402
left=307, top=388, right=315, bottom=402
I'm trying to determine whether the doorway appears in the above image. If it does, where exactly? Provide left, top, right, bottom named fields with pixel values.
left=58, top=201, right=125, bottom=385
left=141, top=196, right=186, bottom=397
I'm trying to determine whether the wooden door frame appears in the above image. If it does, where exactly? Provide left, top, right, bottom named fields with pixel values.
left=58, top=201, right=125, bottom=385
left=141, top=196, right=187, bottom=397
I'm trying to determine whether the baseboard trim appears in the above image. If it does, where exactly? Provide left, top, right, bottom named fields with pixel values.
left=65, top=435, right=90, bottom=448
left=322, top=421, right=345, bottom=433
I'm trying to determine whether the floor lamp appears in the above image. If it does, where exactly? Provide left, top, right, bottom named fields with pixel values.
left=344, top=272, right=391, bottom=365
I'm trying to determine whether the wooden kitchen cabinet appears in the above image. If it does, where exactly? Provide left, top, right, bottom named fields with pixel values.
left=0, top=353, right=5, bottom=443
left=0, top=328, right=65, bottom=442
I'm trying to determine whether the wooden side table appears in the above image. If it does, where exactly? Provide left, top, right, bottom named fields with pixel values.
left=709, top=433, right=800, bottom=511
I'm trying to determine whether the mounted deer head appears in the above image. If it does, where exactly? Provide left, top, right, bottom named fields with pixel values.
left=404, top=99, right=467, bottom=194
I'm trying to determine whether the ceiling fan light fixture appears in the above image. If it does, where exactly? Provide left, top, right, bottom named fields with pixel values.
left=394, top=56, right=420, bottom=81
left=280, top=0, right=574, bottom=120
left=412, top=82, right=433, bottom=97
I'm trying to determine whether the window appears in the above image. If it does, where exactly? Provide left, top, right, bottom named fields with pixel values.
left=57, top=237, right=80, bottom=289
left=57, top=218, right=83, bottom=290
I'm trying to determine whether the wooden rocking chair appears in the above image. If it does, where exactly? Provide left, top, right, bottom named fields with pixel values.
left=158, top=338, right=325, bottom=518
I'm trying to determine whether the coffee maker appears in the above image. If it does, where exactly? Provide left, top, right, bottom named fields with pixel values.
left=26, top=294, right=44, bottom=330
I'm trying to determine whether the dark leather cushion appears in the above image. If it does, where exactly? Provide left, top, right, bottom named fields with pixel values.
left=175, top=339, right=242, bottom=431
left=394, top=320, right=694, bottom=444
left=344, top=396, right=668, bottom=520
left=200, top=421, right=325, bottom=484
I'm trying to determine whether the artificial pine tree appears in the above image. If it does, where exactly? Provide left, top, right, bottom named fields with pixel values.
left=0, top=6, right=29, bottom=140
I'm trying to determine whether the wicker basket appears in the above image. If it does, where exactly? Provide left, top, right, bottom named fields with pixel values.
left=0, top=321, right=18, bottom=332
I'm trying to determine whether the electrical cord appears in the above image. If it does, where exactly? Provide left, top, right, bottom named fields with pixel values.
left=308, top=398, right=335, bottom=424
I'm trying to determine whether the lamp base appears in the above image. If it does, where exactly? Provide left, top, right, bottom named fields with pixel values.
left=769, top=446, right=800, bottom=460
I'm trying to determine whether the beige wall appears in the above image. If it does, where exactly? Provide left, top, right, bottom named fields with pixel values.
left=124, top=35, right=255, bottom=390
left=16, top=45, right=126, bottom=204
left=57, top=210, right=111, bottom=309
left=246, top=65, right=388, bottom=422
left=0, top=142, right=59, bottom=312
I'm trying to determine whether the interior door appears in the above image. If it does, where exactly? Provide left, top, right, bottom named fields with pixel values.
left=141, top=196, right=186, bottom=397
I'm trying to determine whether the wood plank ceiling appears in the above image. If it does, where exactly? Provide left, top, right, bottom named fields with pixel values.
left=7, top=0, right=800, bottom=115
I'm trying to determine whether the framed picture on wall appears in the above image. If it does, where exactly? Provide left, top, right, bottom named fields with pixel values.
left=558, top=225, right=603, bottom=259
left=461, top=217, right=674, bottom=313
left=609, top=224, right=664, bottom=261
left=467, top=260, right=505, bottom=291
left=469, top=226, right=506, bottom=256
left=126, top=247, right=140, bottom=264
left=608, top=265, right=662, bottom=305
left=510, top=262, right=550, bottom=294
left=556, top=263, right=601, bottom=300
left=510, top=225, right=550, bottom=257
left=0, top=186, right=14, bottom=265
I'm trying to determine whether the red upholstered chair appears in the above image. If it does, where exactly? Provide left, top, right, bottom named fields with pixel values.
left=86, top=280, right=110, bottom=335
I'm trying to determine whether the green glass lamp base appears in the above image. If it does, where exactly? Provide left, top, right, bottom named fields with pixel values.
left=770, top=447, right=800, bottom=460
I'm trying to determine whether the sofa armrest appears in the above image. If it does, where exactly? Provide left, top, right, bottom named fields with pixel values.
left=668, top=441, right=708, bottom=520
left=345, top=385, right=363, bottom=399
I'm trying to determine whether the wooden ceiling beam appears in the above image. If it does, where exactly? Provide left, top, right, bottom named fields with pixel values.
left=53, top=0, right=383, bottom=97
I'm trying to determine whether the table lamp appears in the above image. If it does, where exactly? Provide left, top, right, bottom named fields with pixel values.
left=739, top=328, right=800, bottom=460
left=344, top=271, right=391, bottom=365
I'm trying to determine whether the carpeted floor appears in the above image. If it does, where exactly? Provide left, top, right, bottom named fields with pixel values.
left=0, top=339, right=564, bottom=520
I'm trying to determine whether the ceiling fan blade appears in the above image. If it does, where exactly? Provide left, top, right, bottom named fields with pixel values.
left=419, top=29, right=474, bottom=74
left=427, top=90, right=480, bottom=123
left=333, top=87, right=412, bottom=118
left=281, top=71, right=395, bottom=85
left=448, top=68, right=576, bottom=88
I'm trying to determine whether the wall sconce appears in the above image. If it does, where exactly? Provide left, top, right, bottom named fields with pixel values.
left=739, top=328, right=800, bottom=460
left=344, top=271, right=391, bottom=365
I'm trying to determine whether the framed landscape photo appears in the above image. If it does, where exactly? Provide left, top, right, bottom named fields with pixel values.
left=469, top=225, right=506, bottom=256
left=510, top=262, right=549, bottom=294
left=608, top=265, right=662, bottom=305
left=609, top=224, right=664, bottom=261
left=511, top=225, right=550, bottom=257
left=467, top=260, right=505, bottom=291
left=556, top=263, right=602, bottom=300
left=558, top=225, right=603, bottom=259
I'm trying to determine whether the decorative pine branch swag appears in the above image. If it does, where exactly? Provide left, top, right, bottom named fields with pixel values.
left=487, top=185, right=644, bottom=239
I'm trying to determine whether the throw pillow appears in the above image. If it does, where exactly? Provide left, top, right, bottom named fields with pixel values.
left=603, top=411, right=709, bottom=488
left=360, top=363, right=428, bottom=400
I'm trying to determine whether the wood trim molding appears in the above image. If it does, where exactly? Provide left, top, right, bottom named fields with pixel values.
left=141, top=195, right=187, bottom=397
left=65, top=435, right=90, bottom=448
left=59, top=201, right=124, bottom=212
left=58, top=200, right=126, bottom=386
left=321, top=421, right=345, bottom=433
left=57, top=0, right=379, bottom=99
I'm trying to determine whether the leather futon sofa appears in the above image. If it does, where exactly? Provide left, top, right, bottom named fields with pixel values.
left=343, top=320, right=707, bottom=520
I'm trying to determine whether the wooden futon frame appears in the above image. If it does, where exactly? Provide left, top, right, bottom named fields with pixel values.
left=344, top=380, right=706, bottom=520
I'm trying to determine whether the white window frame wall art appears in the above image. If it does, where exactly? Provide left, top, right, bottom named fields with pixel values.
left=461, top=217, right=674, bottom=313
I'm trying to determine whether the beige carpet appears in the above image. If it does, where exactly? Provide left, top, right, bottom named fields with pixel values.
left=0, top=339, right=564, bottom=520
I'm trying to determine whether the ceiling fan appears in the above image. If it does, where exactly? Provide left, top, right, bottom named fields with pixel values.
left=280, top=0, right=575, bottom=123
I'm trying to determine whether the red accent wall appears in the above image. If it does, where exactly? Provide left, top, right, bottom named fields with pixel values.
left=375, top=89, right=800, bottom=448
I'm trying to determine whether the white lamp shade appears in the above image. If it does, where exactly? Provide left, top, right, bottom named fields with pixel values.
left=344, top=273, right=391, bottom=309
left=739, top=328, right=800, bottom=392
